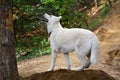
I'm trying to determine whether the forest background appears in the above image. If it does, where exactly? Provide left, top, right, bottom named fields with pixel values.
left=14, top=0, right=111, bottom=61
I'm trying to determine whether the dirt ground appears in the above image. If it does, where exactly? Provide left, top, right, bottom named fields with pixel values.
left=18, top=0, right=120, bottom=80
left=22, top=69, right=115, bottom=80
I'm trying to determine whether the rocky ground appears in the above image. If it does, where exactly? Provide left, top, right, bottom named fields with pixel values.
left=18, top=0, right=120, bottom=80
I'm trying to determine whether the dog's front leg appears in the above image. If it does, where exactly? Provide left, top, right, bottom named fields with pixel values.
left=64, top=53, right=71, bottom=70
left=47, top=50, right=57, bottom=71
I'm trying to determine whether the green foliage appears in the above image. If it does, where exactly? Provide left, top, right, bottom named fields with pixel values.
left=16, top=37, right=51, bottom=61
left=42, top=0, right=89, bottom=28
left=89, top=18, right=100, bottom=29
left=101, top=5, right=110, bottom=18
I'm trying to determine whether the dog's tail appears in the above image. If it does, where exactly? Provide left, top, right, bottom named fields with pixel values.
left=90, top=36, right=100, bottom=65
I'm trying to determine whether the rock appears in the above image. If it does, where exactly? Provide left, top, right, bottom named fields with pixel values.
left=25, top=69, right=116, bottom=80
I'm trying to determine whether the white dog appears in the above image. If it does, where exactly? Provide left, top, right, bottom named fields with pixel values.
left=44, top=13, right=100, bottom=71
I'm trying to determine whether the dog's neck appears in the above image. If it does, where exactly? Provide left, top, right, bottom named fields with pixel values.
left=47, top=22, right=62, bottom=36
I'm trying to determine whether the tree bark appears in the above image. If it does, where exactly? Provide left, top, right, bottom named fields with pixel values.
left=0, top=0, right=19, bottom=80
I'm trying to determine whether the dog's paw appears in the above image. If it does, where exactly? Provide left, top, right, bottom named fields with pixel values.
left=76, top=66, right=84, bottom=71
left=47, top=68, right=54, bottom=71
left=84, top=62, right=91, bottom=68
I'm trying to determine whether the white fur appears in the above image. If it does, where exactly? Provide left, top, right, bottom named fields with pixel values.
left=44, top=13, right=100, bottom=71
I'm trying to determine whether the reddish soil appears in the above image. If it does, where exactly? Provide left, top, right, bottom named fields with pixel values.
left=24, top=69, right=115, bottom=80
left=18, top=0, right=120, bottom=80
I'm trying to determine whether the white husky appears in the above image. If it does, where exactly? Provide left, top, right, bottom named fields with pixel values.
left=44, top=13, right=100, bottom=71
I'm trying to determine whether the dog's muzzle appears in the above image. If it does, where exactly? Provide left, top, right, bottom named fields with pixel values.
left=41, top=17, right=48, bottom=23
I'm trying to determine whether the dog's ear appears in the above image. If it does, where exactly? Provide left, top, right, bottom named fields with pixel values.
left=58, top=16, right=62, bottom=20
left=56, top=16, right=61, bottom=21
left=44, top=13, right=50, bottom=19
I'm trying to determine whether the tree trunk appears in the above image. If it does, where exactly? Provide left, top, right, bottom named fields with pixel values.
left=0, top=0, right=19, bottom=80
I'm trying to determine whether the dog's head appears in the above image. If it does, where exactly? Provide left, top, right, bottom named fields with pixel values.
left=43, top=13, right=61, bottom=24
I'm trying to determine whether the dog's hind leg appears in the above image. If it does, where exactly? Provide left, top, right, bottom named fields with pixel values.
left=76, top=54, right=87, bottom=71
left=85, top=52, right=91, bottom=68
left=64, top=53, right=71, bottom=70
left=75, top=47, right=88, bottom=71
left=47, top=50, right=57, bottom=71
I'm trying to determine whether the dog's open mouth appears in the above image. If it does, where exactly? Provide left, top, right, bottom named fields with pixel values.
left=41, top=17, right=48, bottom=23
